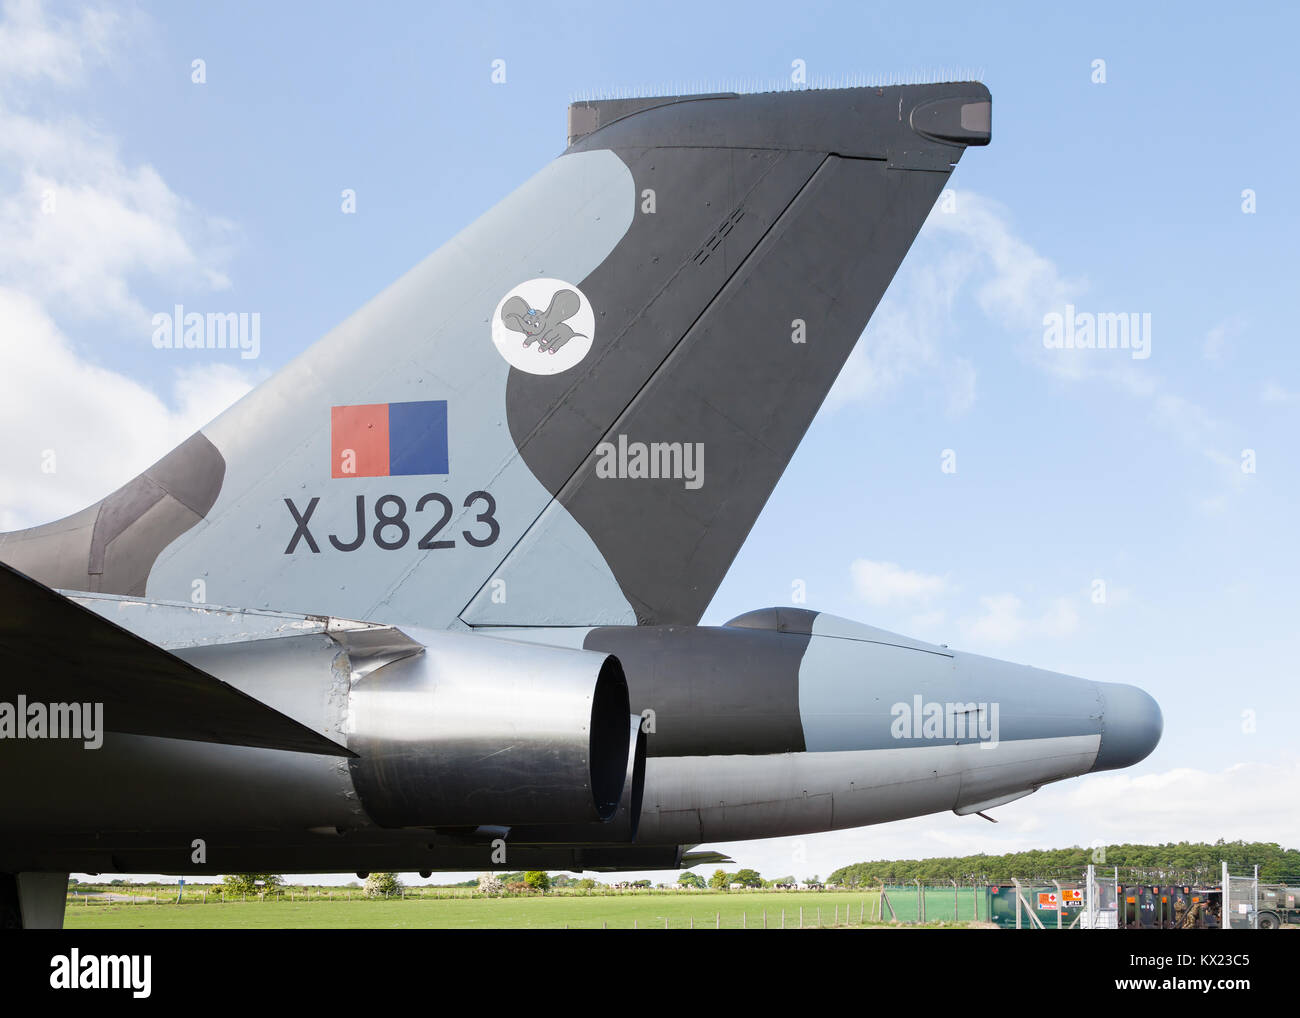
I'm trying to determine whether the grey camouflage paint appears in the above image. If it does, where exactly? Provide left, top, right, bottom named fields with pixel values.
left=2, top=84, right=989, bottom=635
left=0, top=84, right=1163, bottom=900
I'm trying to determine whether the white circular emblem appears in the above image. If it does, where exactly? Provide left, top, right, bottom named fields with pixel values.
left=491, top=278, right=594, bottom=375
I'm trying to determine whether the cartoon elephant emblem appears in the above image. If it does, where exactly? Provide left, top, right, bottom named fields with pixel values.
left=499, top=288, right=587, bottom=355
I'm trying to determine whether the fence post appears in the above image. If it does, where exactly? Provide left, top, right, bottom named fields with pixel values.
left=1222, top=861, right=1229, bottom=931
left=781, top=909, right=785, bottom=929
left=799, top=906, right=803, bottom=929
left=880, top=885, right=887, bottom=921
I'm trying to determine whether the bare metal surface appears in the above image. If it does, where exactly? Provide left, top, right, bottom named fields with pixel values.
left=346, top=628, right=633, bottom=827
left=0, top=562, right=352, bottom=757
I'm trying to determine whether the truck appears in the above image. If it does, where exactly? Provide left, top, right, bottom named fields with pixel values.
left=1258, top=886, right=1300, bottom=930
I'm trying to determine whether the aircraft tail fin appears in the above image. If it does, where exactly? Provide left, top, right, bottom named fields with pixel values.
left=0, top=84, right=989, bottom=629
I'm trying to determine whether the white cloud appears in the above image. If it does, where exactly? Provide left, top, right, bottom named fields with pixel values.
left=831, top=188, right=1252, bottom=514
left=0, top=0, right=123, bottom=86
left=828, top=205, right=993, bottom=414
left=828, top=190, right=1087, bottom=413
left=0, top=2, right=252, bottom=532
left=927, top=192, right=1089, bottom=380
left=0, top=287, right=254, bottom=530
left=1203, top=316, right=1246, bottom=362
left=0, top=1, right=233, bottom=330
left=1038, top=596, right=1081, bottom=637
left=685, top=758, right=1300, bottom=881
left=851, top=558, right=950, bottom=607
left=1058, top=759, right=1300, bottom=846
left=960, top=593, right=1027, bottom=643
left=1262, top=381, right=1298, bottom=404
left=959, top=592, right=1080, bottom=646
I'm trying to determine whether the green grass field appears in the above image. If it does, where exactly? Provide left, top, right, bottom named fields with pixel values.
left=62, top=890, right=952, bottom=930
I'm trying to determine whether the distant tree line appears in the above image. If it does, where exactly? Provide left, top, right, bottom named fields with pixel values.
left=827, top=840, right=1300, bottom=887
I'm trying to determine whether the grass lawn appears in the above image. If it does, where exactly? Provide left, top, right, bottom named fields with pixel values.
left=63, top=890, right=932, bottom=930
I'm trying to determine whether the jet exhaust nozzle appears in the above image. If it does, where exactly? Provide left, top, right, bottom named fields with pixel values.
left=346, top=632, right=637, bottom=828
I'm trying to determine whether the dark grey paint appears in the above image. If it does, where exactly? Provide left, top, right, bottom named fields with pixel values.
left=0, top=828, right=688, bottom=875
left=0, top=561, right=352, bottom=757
left=506, top=84, right=989, bottom=625
left=566, top=86, right=988, bottom=163
left=723, top=605, right=822, bottom=635
left=583, top=623, right=810, bottom=755
left=0, top=431, right=225, bottom=596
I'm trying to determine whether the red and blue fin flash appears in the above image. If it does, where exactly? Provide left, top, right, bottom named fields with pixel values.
left=330, top=400, right=448, bottom=478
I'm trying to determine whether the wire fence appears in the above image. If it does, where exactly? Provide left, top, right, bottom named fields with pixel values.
left=65, top=865, right=1294, bottom=929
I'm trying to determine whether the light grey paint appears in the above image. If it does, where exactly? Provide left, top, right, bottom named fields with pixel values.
left=636, top=735, right=1101, bottom=844
left=798, top=612, right=1105, bottom=752
left=460, top=503, right=637, bottom=625
left=16, top=873, right=68, bottom=930
left=147, top=150, right=636, bottom=629
left=806, top=611, right=954, bottom=656
left=1093, top=682, right=1164, bottom=772
left=0, top=505, right=99, bottom=590
left=69, top=591, right=369, bottom=649
left=467, top=625, right=595, bottom=649
left=0, top=631, right=367, bottom=833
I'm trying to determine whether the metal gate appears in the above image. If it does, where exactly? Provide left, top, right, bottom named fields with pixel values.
left=1223, top=863, right=1259, bottom=930
left=1082, top=864, right=1118, bottom=929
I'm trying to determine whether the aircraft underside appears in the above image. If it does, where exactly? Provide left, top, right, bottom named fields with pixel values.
left=0, top=591, right=1157, bottom=896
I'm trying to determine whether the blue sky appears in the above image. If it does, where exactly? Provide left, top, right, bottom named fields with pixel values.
left=1, top=0, right=1297, bottom=883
